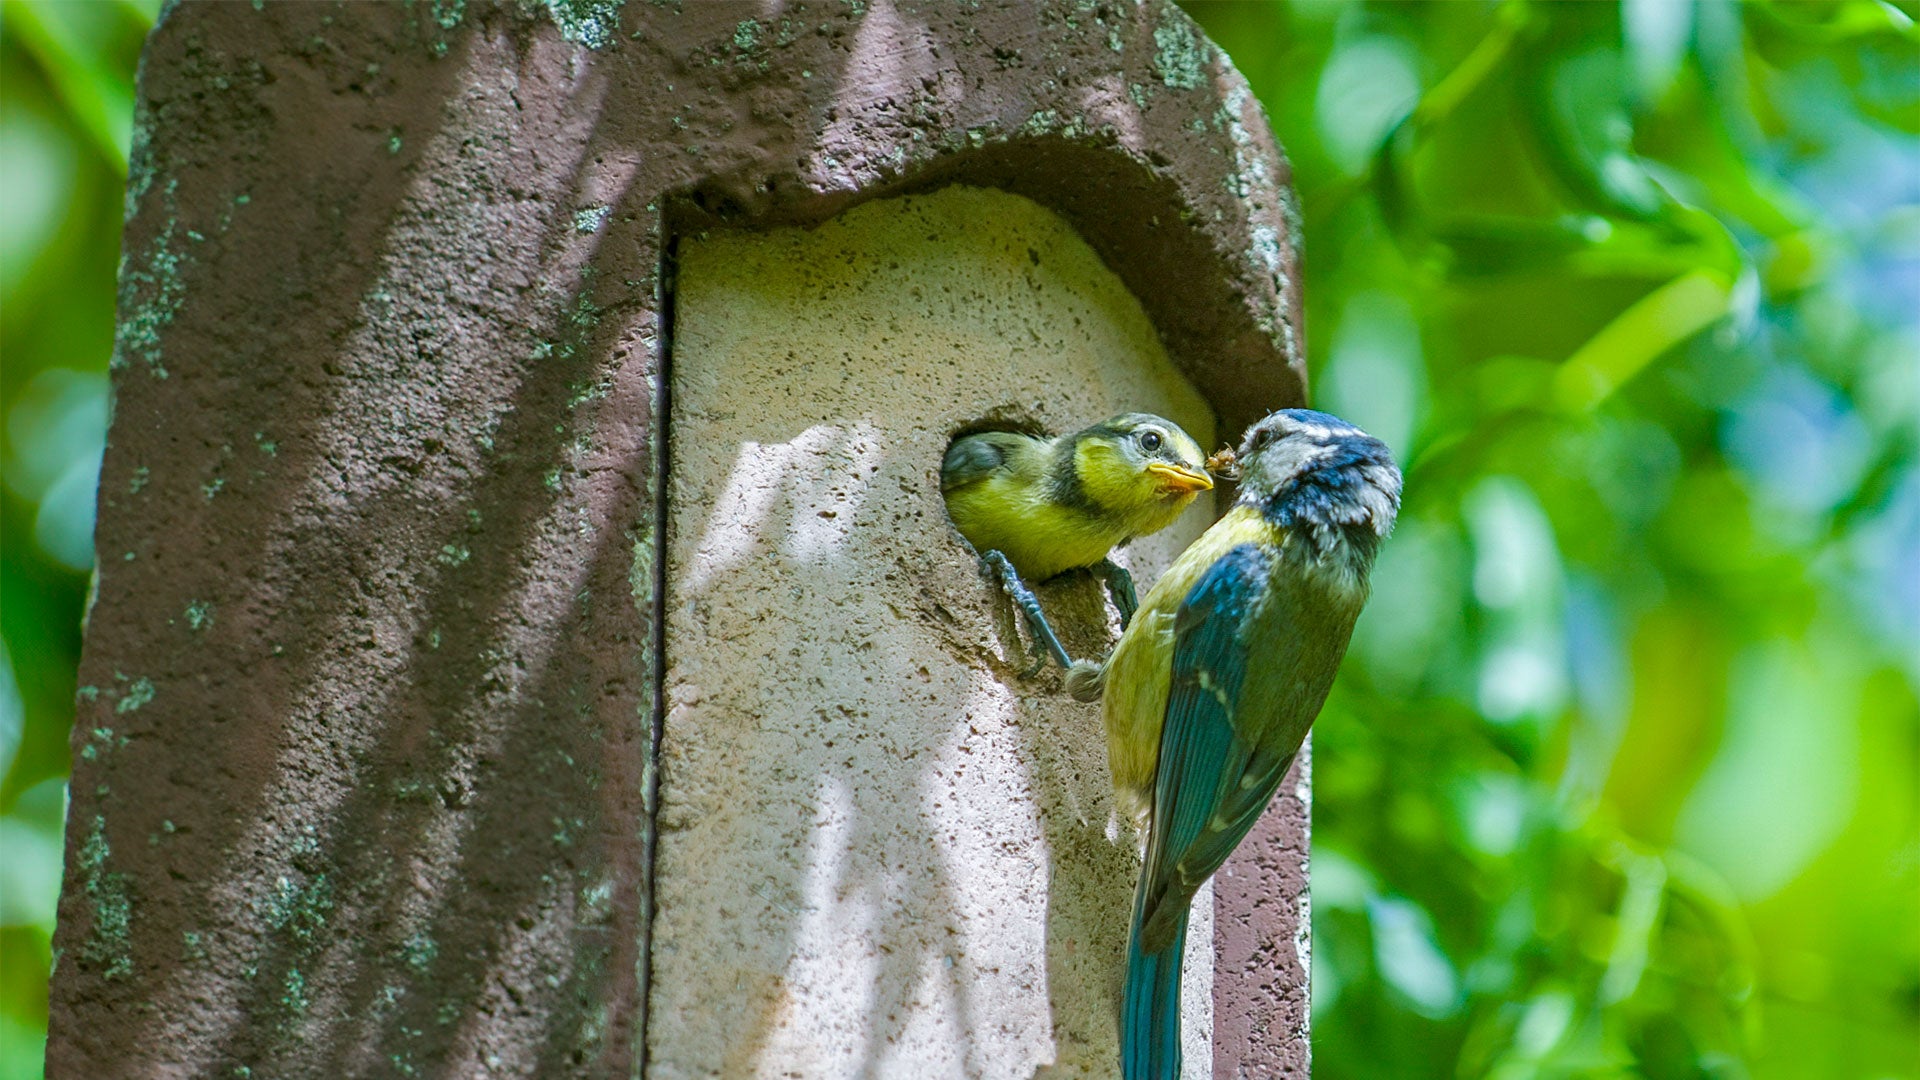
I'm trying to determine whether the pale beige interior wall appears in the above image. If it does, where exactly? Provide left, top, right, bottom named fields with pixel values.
left=652, top=185, right=1218, bottom=1079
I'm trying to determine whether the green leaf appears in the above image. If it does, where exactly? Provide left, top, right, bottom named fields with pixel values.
left=1, top=0, right=138, bottom=176
left=1553, top=268, right=1734, bottom=410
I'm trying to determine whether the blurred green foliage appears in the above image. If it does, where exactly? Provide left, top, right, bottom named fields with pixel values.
left=0, top=2, right=1914, bottom=1078
left=1187, top=1, right=1918, bottom=1077
left=2, top=2, right=156, bottom=1077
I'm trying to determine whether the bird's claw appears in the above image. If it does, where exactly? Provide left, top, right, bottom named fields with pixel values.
left=981, top=550, right=1075, bottom=669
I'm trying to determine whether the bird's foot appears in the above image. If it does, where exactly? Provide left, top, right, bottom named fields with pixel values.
left=981, top=550, right=1074, bottom=669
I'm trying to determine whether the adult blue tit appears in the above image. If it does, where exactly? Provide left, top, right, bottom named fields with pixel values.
left=1078, top=408, right=1401, bottom=1080
left=941, top=413, right=1214, bottom=666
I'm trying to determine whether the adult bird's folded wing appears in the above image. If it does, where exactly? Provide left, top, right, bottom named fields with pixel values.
left=1136, top=542, right=1268, bottom=951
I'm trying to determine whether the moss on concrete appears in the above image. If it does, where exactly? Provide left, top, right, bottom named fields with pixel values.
left=543, top=0, right=623, bottom=49
left=1152, top=12, right=1208, bottom=91
left=114, top=676, right=155, bottom=714
left=114, top=212, right=188, bottom=381
left=78, top=815, right=134, bottom=980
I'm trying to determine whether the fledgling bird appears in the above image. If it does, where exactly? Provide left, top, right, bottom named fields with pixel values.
left=941, top=413, right=1214, bottom=666
left=1068, top=408, right=1400, bottom=1080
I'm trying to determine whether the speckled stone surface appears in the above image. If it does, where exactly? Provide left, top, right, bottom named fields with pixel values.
left=51, top=3, right=1309, bottom=1075
left=658, top=186, right=1214, bottom=1078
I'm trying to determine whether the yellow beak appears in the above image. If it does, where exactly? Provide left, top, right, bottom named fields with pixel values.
left=1146, top=461, right=1214, bottom=495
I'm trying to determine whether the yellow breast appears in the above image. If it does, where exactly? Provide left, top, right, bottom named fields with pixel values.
left=943, top=473, right=1131, bottom=582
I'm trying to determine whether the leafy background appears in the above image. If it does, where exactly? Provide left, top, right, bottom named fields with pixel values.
left=1, top=1, right=1914, bottom=1077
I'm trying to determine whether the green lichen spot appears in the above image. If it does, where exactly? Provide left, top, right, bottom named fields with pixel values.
left=573, top=204, right=611, bottom=233
left=185, top=600, right=213, bottom=631
left=79, top=816, right=134, bottom=979
left=262, top=872, right=334, bottom=947
left=255, top=431, right=277, bottom=456
left=129, top=465, right=149, bottom=491
left=1152, top=17, right=1206, bottom=91
left=438, top=544, right=471, bottom=566
left=733, top=18, right=760, bottom=52
left=567, top=377, right=611, bottom=409
left=546, top=0, right=623, bottom=49
left=430, top=0, right=464, bottom=29
left=401, top=931, right=437, bottom=972
left=203, top=477, right=225, bottom=499
left=115, top=217, right=189, bottom=380
left=77, top=685, right=100, bottom=702
left=1019, top=110, right=1058, bottom=137
left=116, top=678, right=155, bottom=714
left=282, top=967, right=308, bottom=1013
left=390, top=774, right=435, bottom=802
left=84, top=727, right=125, bottom=762
left=581, top=878, right=615, bottom=923
left=388, top=133, right=404, bottom=155
left=569, top=290, right=601, bottom=329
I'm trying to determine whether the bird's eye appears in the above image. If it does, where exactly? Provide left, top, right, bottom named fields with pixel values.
left=1139, top=430, right=1163, bottom=452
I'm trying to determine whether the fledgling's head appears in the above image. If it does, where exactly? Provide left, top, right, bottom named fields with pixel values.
left=1235, top=409, right=1401, bottom=554
left=1072, top=413, right=1213, bottom=520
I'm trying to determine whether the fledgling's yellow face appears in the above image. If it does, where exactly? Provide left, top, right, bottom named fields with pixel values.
left=1073, top=414, right=1212, bottom=527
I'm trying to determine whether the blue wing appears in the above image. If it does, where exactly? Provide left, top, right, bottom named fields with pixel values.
left=1123, top=542, right=1277, bottom=1080
left=1136, top=541, right=1298, bottom=949
left=1124, top=532, right=1350, bottom=1077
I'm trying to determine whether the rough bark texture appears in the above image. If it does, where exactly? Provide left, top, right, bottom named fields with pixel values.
left=51, top=2, right=1309, bottom=1076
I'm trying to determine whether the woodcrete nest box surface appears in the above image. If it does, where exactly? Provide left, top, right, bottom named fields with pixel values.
left=53, top=3, right=1311, bottom=1078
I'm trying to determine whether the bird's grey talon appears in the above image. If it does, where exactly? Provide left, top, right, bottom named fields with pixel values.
left=982, top=550, right=1075, bottom=668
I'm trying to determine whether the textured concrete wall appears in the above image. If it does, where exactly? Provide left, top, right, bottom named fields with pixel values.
left=655, top=186, right=1216, bottom=1078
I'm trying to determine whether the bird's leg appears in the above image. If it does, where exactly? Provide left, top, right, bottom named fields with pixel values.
left=981, top=550, right=1074, bottom=669
left=1097, top=558, right=1138, bottom=629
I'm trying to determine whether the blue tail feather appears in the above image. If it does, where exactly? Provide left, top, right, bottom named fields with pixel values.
left=1122, top=899, right=1188, bottom=1080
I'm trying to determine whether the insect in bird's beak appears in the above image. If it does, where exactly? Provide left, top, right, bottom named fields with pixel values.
left=1145, top=461, right=1214, bottom=495
left=1204, top=446, right=1239, bottom=481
